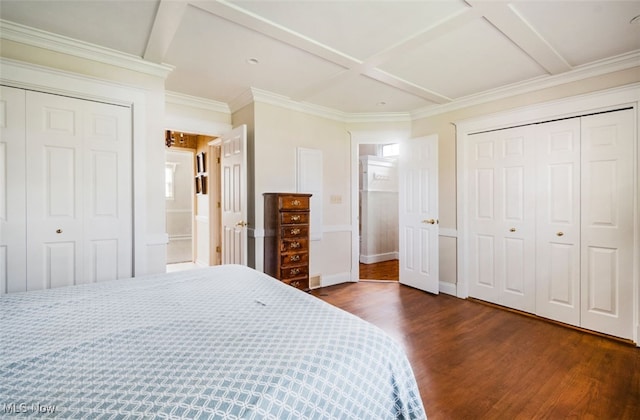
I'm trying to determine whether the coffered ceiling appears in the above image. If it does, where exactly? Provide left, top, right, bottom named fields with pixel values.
left=1, top=0, right=639, bottom=115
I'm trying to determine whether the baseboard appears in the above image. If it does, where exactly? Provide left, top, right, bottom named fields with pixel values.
left=359, top=252, right=398, bottom=264
left=319, top=271, right=352, bottom=288
left=439, top=281, right=457, bottom=296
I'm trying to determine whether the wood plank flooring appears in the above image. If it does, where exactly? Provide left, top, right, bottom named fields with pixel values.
left=359, top=259, right=398, bottom=281
left=310, top=282, right=640, bottom=419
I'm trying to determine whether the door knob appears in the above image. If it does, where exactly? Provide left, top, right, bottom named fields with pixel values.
left=235, top=221, right=248, bottom=227
left=422, top=219, right=438, bottom=225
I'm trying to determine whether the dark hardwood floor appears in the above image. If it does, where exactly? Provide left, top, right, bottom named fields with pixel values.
left=310, top=282, right=640, bottom=419
left=359, top=259, right=399, bottom=281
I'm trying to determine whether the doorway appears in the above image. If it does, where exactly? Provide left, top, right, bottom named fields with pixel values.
left=358, top=143, right=399, bottom=281
left=164, top=130, right=219, bottom=272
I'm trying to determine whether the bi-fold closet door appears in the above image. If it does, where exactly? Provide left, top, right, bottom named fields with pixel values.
left=467, top=109, right=635, bottom=340
left=0, top=86, right=132, bottom=294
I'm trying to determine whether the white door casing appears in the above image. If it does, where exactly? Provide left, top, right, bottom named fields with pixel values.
left=221, top=125, right=247, bottom=265
left=467, top=126, right=536, bottom=312
left=580, top=110, right=635, bottom=339
left=25, top=90, right=132, bottom=290
left=399, top=135, right=439, bottom=294
left=0, top=86, right=27, bottom=293
left=535, top=118, right=581, bottom=326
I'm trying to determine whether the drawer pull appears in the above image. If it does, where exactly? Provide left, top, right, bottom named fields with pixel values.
left=509, top=228, right=516, bottom=232
left=291, top=228, right=301, bottom=235
left=291, top=281, right=300, bottom=288
left=290, top=255, right=300, bottom=262
left=290, top=268, right=301, bottom=276
left=557, top=232, right=564, bottom=237
left=291, top=199, right=301, bottom=206
left=290, top=215, right=301, bottom=221
left=290, top=241, right=300, bottom=249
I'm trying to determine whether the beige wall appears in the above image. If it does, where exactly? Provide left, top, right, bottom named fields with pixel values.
left=250, top=102, right=352, bottom=283
left=412, top=66, right=640, bottom=287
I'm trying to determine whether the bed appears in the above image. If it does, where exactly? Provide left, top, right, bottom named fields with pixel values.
left=1, top=264, right=425, bottom=419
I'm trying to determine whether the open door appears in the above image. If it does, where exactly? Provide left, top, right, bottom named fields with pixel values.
left=399, top=135, right=439, bottom=293
left=220, top=125, right=247, bottom=265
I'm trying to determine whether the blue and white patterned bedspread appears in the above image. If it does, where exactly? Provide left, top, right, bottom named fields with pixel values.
left=0, top=265, right=425, bottom=419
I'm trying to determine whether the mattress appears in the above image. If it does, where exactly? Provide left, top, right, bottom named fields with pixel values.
left=0, top=264, right=425, bottom=419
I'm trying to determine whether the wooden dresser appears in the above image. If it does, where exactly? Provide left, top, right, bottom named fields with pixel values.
left=263, top=193, right=311, bottom=291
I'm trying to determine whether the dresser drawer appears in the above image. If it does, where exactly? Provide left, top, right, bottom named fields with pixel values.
left=280, top=238, right=308, bottom=252
left=279, top=195, right=310, bottom=210
left=283, top=277, right=309, bottom=291
left=280, top=212, right=309, bottom=225
left=280, top=265, right=308, bottom=280
left=280, top=252, right=308, bottom=266
left=281, top=225, right=308, bottom=238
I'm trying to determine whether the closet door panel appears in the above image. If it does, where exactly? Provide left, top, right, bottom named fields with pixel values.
left=468, top=127, right=536, bottom=311
left=535, top=119, right=581, bottom=326
left=82, top=100, right=132, bottom=283
left=580, top=110, right=634, bottom=340
left=26, top=92, right=83, bottom=290
left=0, top=86, right=26, bottom=293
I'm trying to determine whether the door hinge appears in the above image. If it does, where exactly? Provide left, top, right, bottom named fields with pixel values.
left=217, top=157, right=220, bottom=164
left=216, top=246, right=221, bottom=253
left=217, top=201, right=221, bottom=208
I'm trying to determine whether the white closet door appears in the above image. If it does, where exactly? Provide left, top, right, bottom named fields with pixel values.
left=26, top=91, right=132, bottom=290
left=81, top=98, right=132, bottom=283
left=0, top=86, right=27, bottom=293
left=535, top=118, right=581, bottom=326
left=580, top=109, right=634, bottom=339
left=467, top=126, right=536, bottom=312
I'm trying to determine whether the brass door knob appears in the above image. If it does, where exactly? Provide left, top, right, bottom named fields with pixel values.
left=235, top=221, right=248, bottom=227
left=422, top=218, right=437, bottom=225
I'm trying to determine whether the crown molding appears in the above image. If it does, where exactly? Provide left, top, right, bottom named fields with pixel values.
left=0, top=19, right=174, bottom=79
left=411, top=50, right=640, bottom=120
left=229, top=87, right=410, bottom=123
left=165, top=90, right=230, bottom=114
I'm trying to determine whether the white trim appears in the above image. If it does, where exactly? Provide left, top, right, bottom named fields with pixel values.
left=439, top=281, right=457, bottom=297
left=360, top=252, right=399, bottom=264
left=439, top=228, right=458, bottom=238
left=322, top=225, right=352, bottom=234
left=455, top=84, right=640, bottom=345
left=249, top=228, right=265, bottom=239
left=0, top=20, right=174, bottom=78
left=321, top=271, right=354, bottom=288
left=165, top=90, right=230, bottom=114
left=230, top=87, right=412, bottom=123
left=412, top=51, right=640, bottom=120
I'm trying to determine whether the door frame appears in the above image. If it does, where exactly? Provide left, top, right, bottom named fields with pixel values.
left=349, top=129, right=410, bottom=282
left=455, top=84, right=640, bottom=345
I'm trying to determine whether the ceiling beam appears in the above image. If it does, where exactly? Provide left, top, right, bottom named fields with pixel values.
left=468, top=0, right=571, bottom=74
left=144, top=0, right=188, bottom=63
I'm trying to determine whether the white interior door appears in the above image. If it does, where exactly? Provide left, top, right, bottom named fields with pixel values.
left=25, top=91, right=132, bottom=290
left=220, top=125, right=247, bottom=265
left=580, top=109, right=634, bottom=339
left=535, top=118, right=581, bottom=326
left=467, top=126, right=536, bottom=312
left=0, top=86, right=27, bottom=293
left=399, top=135, right=438, bottom=294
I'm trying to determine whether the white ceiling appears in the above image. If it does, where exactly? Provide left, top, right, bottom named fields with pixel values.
left=1, top=0, right=639, bottom=114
